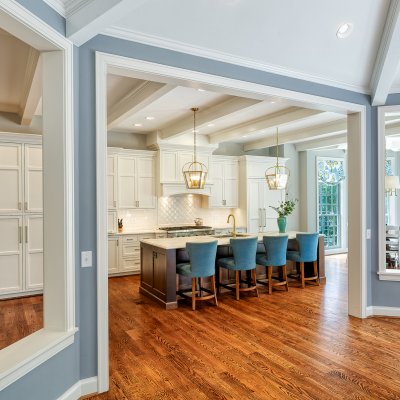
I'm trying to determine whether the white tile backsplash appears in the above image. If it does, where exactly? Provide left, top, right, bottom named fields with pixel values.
left=117, top=195, right=235, bottom=230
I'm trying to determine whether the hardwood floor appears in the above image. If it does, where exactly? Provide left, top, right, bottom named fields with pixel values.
left=0, top=294, right=43, bottom=350
left=88, top=255, right=400, bottom=400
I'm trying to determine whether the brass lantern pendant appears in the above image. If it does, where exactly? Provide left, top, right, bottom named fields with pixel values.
left=265, top=128, right=290, bottom=190
left=182, top=108, right=208, bottom=189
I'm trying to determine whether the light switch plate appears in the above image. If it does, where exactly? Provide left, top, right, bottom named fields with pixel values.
left=81, top=251, right=92, bottom=268
left=366, top=229, right=371, bottom=239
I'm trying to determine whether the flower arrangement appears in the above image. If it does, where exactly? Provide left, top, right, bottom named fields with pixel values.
left=270, top=198, right=298, bottom=218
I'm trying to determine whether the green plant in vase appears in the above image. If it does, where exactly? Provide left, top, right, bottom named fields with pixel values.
left=270, top=198, right=298, bottom=233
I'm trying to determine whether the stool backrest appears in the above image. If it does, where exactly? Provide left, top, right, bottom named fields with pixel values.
left=296, top=233, right=319, bottom=262
left=263, top=235, right=289, bottom=266
left=230, top=237, right=258, bottom=270
left=186, top=240, right=218, bottom=277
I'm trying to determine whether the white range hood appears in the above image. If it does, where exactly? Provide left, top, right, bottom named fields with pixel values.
left=160, top=183, right=213, bottom=197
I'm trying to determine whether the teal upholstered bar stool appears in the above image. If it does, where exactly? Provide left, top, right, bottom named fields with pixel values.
left=176, top=240, right=218, bottom=310
left=217, top=237, right=259, bottom=300
left=256, top=235, right=289, bottom=294
left=287, top=233, right=319, bottom=288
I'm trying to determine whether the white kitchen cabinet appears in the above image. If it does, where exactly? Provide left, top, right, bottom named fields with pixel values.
left=210, top=157, right=239, bottom=208
left=108, top=210, right=117, bottom=233
left=115, top=152, right=156, bottom=209
left=24, top=145, right=43, bottom=213
left=108, top=236, right=119, bottom=274
left=0, top=143, right=22, bottom=214
left=24, top=215, right=43, bottom=291
left=107, top=155, right=118, bottom=209
left=0, top=216, right=23, bottom=294
left=240, top=156, right=288, bottom=234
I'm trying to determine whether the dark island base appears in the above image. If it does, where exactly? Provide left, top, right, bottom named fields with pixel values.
left=140, top=237, right=326, bottom=309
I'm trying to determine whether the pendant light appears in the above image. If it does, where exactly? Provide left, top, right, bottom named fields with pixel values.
left=182, top=107, right=208, bottom=189
left=265, top=128, right=290, bottom=190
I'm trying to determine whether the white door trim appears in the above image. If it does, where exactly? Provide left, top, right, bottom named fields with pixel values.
left=0, top=0, right=76, bottom=391
left=95, top=51, right=367, bottom=394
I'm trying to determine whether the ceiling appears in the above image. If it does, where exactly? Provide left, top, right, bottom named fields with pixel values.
left=44, top=0, right=400, bottom=104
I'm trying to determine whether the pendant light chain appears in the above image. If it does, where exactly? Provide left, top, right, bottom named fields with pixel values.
left=192, top=107, right=198, bottom=164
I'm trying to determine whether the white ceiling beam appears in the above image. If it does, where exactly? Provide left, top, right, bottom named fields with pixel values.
left=370, top=0, right=400, bottom=105
left=108, top=82, right=174, bottom=130
left=295, top=133, right=347, bottom=152
left=210, top=107, right=323, bottom=145
left=66, top=0, right=148, bottom=46
left=244, top=119, right=347, bottom=151
left=19, top=50, right=42, bottom=126
left=160, top=97, right=261, bottom=139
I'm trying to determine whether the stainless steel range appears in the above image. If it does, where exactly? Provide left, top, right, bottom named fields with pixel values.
left=160, top=226, right=215, bottom=238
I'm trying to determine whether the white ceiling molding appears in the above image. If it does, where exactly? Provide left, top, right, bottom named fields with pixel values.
left=244, top=118, right=346, bottom=151
left=295, top=133, right=347, bottom=152
left=108, top=81, right=174, bottom=130
left=67, top=0, right=149, bottom=46
left=160, top=97, right=261, bottom=139
left=210, top=107, right=323, bottom=144
left=19, top=50, right=41, bottom=126
left=103, top=26, right=370, bottom=95
left=370, top=0, right=400, bottom=105
left=41, top=0, right=67, bottom=17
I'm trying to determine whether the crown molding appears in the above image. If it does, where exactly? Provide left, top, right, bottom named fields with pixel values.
left=41, top=0, right=66, bottom=17
left=103, top=26, right=370, bottom=95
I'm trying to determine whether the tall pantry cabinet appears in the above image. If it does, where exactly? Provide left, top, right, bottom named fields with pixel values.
left=0, top=135, right=43, bottom=297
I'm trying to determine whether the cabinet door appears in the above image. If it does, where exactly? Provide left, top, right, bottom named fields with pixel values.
left=247, top=179, right=262, bottom=234
left=107, top=210, right=117, bottom=233
left=160, top=151, right=177, bottom=182
left=118, top=156, right=136, bottom=208
left=107, top=155, right=117, bottom=209
left=24, top=215, right=43, bottom=291
left=263, top=185, right=285, bottom=230
left=108, top=237, right=119, bottom=274
left=209, top=162, right=224, bottom=207
left=136, top=157, right=156, bottom=209
left=0, top=143, right=22, bottom=213
left=0, top=216, right=23, bottom=294
left=224, top=162, right=239, bottom=208
left=24, top=145, right=43, bottom=213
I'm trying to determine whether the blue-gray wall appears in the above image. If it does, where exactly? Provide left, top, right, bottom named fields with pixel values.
left=3, top=1, right=399, bottom=398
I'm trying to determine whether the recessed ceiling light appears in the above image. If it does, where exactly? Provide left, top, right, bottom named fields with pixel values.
left=197, top=88, right=205, bottom=92
left=336, top=23, right=353, bottom=39
left=134, top=123, right=142, bottom=127
left=145, top=116, right=155, bottom=120
left=242, top=134, right=248, bottom=138
left=207, top=123, right=215, bottom=127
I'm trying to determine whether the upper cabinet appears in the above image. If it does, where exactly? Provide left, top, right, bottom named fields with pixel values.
left=0, top=143, right=42, bottom=214
left=108, top=149, right=156, bottom=210
left=209, top=157, right=239, bottom=208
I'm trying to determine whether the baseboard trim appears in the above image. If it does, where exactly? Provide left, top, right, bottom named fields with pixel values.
left=57, top=377, right=98, bottom=400
left=366, top=306, right=400, bottom=317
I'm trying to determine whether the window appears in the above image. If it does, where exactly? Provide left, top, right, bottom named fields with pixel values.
left=317, top=158, right=345, bottom=250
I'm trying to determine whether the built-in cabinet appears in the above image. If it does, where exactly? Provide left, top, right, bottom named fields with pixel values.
left=239, top=156, right=287, bottom=234
left=0, top=138, right=43, bottom=297
left=107, top=149, right=156, bottom=211
left=209, top=157, right=239, bottom=208
left=108, top=232, right=167, bottom=276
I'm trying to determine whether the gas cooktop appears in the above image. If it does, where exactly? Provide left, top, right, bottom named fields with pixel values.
left=160, top=226, right=212, bottom=231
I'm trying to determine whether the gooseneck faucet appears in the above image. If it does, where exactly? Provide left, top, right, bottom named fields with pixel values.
left=227, top=214, right=236, bottom=238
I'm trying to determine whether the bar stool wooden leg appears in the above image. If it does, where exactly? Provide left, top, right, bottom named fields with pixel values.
left=235, top=270, right=240, bottom=300
left=218, top=267, right=222, bottom=294
left=283, top=265, right=289, bottom=291
left=252, top=269, right=259, bottom=297
left=192, top=278, right=196, bottom=311
left=176, top=274, right=179, bottom=292
left=268, top=266, right=273, bottom=294
left=211, top=275, right=218, bottom=306
left=313, top=261, right=319, bottom=285
left=300, top=262, right=305, bottom=288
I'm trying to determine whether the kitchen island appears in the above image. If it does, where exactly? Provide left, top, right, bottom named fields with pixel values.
left=140, top=232, right=325, bottom=309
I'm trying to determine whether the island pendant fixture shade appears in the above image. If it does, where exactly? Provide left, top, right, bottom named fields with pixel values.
left=265, top=128, right=290, bottom=190
left=182, top=107, right=208, bottom=189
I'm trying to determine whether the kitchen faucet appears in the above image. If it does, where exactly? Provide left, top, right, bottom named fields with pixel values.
left=227, top=214, right=236, bottom=238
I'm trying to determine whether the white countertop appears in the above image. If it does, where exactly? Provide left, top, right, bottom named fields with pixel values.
left=108, top=229, right=167, bottom=236
left=140, top=231, right=303, bottom=250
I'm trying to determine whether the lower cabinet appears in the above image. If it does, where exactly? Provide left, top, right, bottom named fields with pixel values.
left=0, top=214, right=43, bottom=297
left=108, top=232, right=166, bottom=276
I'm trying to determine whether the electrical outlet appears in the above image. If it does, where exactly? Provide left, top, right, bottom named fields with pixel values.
left=366, top=229, right=371, bottom=239
left=81, top=251, right=92, bottom=268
